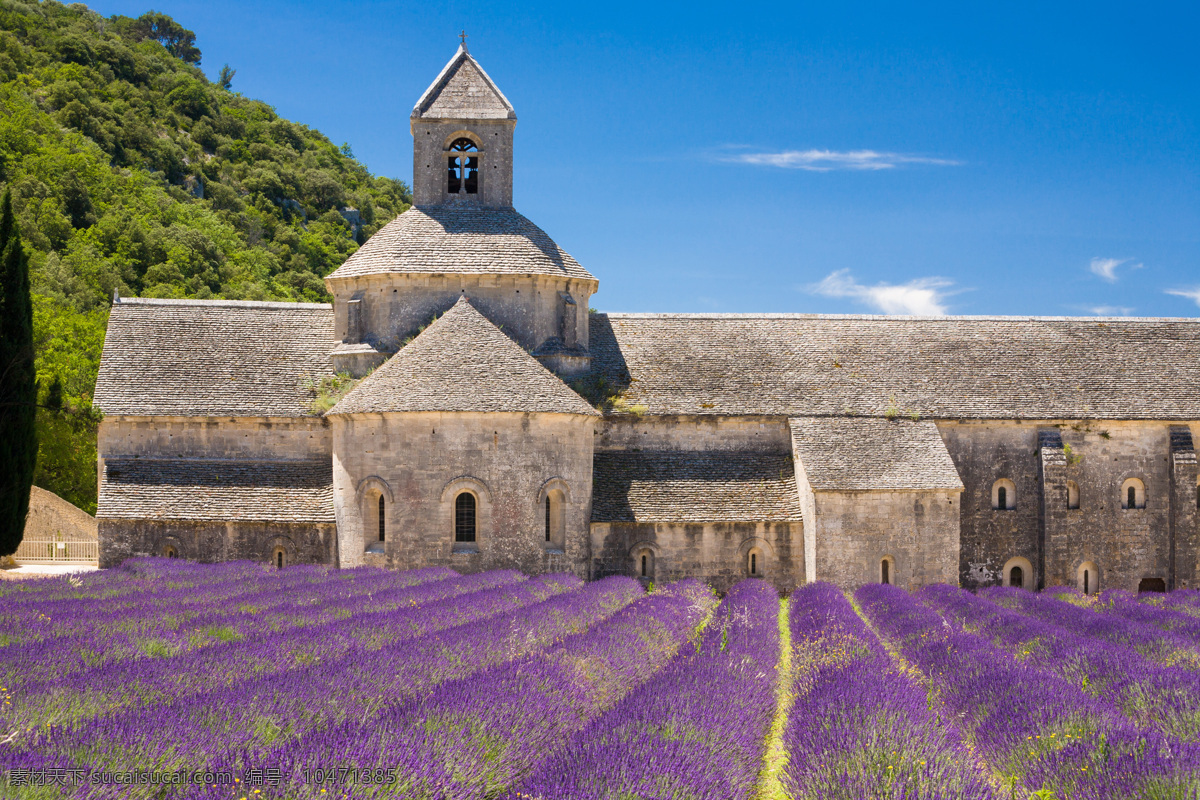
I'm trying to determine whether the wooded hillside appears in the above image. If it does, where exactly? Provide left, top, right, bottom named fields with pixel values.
left=0, top=1, right=412, bottom=512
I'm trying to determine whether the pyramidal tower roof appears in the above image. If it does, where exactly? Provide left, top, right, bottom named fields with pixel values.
left=328, top=297, right=598, bottom=416
left=412, top=43, right=516, bottom=121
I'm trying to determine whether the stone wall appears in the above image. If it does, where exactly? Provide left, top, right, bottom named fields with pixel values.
left=24, top=486, right=97, bottom=543
left=98, top=519, right=335, bottom=568
left=805, top=489, right=961, bottom=590
left=332, top=410, right=594, bottom=577
left=411, top=120, right=514, bottom=208
left=327, top=272, right=594, bottom=356
left=596, top=415, right=790, bottom=452
left=589, top=520, right=804, bottom=593
left=98, top=416, right=331, bottom=463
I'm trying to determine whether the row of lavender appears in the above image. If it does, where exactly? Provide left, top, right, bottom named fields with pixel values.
left=7, top=559, right=1200, bottom=798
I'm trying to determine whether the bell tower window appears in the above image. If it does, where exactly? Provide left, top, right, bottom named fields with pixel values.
left=447, top=138, right=479, bottom=195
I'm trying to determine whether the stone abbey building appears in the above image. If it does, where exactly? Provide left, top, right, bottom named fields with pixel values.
left=93, top=45, right=1200, bottom=593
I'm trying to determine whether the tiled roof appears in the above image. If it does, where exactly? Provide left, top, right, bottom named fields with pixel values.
left=94, top=299, right=334, bottom=418
left=98, top=458, right=334, bottom=523
left=789, top=417, right=963, bottom=492
left=592, top=450, right=802, bottom=523
left=590, top=313, right=1200, bottom=420
left=412, top=44, right=516, bottom=121
left=329, top=297, right=599, bottom=416
left=326, top=206, right=595, bottom=282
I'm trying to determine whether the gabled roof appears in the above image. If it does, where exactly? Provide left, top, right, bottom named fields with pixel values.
left=326, top=206, right=595, bottom=283
left=412, top=44, right=516, bottom=121
left=591, top=450, right=802, bottom=523
left=589, top=313, right=1200, bottom=421
left=328, top=297, right=598, bottom=416
left=94, top=299, right=334, bottom=418
left=789, top=417, right=963, bottom=492
left=98, top=458, right=334, bottom=523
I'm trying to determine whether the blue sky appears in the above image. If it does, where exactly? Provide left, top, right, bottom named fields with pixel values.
left=90, top=0, right=1199, bottom=316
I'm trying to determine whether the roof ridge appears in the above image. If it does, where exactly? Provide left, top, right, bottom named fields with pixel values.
left=117, top=298, right=332, bottom=310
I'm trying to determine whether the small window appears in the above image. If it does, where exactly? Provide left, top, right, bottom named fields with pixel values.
left=1121, top=478, right=1145, bottom=510
left=992, top=479, right=1016, bottom=511
left=378, top=495, right=386, bottom=543
left=881, top=556, right=894, bottom=585
left=164, top=546, right=177, bottom=559
left=545, top=496, right=551, bottom=542
left=1010, top=565, right=1023, bottom=588
left=1003, top=557, right=1033, bottom=590
left=455, top=492, right=477, bottom=542
left=1067, top=481, right=1080, bottom=510
left=634, top=548, right=655, bottom=580
left=274, top=548, right=286, bottom=569
left=1077, top=561, right=1099, bottom=595
left=747, top=548, right=764, bottom=577
left=1139, top=577, right=1166, bottom=594
left=447, top=138, right=478, bottom=194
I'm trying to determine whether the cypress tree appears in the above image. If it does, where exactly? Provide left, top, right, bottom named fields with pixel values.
left=0, top=190, right=37, bottom=557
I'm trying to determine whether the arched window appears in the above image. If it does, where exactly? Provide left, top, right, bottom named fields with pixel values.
left=634, top=547, right=655, bottom=580
left=545, top=496, right=551, bottom=542
left=455, top=492, right=477, bottom=542
left=1067, top=481, right=1080, bottom=510
left=1121, top=478, right=1145, bottom=510
left=1077, top=561, right=1099, bottom=595
left=164, top=546, right=177, bottom=559
left=447, top=138, right=478, bottom=195
left=1003, top=557, right=1032, bottom=590
left=992, top=479, right=1016, bottom=510
left=274, top=548, right=286, bottom=569
left=881, top=556, right=895, bottom=585
left=378, top=495, right=386, bottom=543
left=747, top=548, right=764, bottom=577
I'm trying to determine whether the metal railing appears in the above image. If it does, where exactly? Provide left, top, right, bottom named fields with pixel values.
left=15, top=537, right=99, bottom=564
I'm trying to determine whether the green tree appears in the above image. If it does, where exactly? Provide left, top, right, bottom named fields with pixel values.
left=217, top=64, right=235, bottom=91
left=0, top=189, right=36, bottom=556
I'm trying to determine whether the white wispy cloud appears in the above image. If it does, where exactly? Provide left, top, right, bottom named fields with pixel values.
left=1166, top=287, right=1200, bottom=308
left=1088, top=305, right=1135, bottom=316
left=719, top=149, right=960, bottom=171
left=1089, top=257, right=1142, bottom=282
left=808, top=269, right=956, bottom=315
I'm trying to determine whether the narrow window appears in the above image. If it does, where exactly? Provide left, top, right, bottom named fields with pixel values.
left=447, top=138, right=478, bottom=195
left=545, top=496, right=551, bottom=542
left=1010, top=565, right=1024, bottom=589
left=1067, top=481, right=1080, bottom=510
left=997, top=486, right=1007, bottom=510
left=1084, top=569, right=1090, bottom=595
left=1128, top=486, right=1136, bottom=510
left=641, top=554, right=647, bottom=577
left=881, top=559, right=891, bottom=585
left=378, top=495, right=386, bottom=543
left=455, top=492, right=476, bottom=542
left=276, top=551, right=284, bottom=569
left=164, top=546, right=177, bottom=559
left=751, top=552, right=757, bottom=575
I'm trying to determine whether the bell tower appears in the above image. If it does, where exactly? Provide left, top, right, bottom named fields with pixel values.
left=411, top=39, right=516, bottom=208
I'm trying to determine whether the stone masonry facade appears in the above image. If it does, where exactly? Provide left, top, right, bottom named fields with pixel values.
left=91, top=44, right=1200, bottom=593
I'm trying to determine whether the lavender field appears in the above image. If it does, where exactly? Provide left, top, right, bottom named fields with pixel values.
left=3, top=561, right=1200, bottom=799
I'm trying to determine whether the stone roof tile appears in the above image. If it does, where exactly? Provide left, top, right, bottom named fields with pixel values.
left=326, top=206, right=595, bottom=282
left=94, top=299, right=333, bottom=418
left=98, top=458, right=334, bottom=523
left=592, top=450, right=801, bottom=523
left=412, top=45, right=516, bottom=121
left=590, top=313, right=1200, bottom=420
left=789, top=417, right=963, bottom=492
left=329, top=297, right=598, bottom=416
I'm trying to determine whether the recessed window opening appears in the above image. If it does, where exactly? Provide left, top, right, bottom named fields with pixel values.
left=1010, top=565, right=1024, bottom=589
left=378, top=495, right=386, bottom=543
left=1078, top=561, right=1099, bottom=595
left=274, top=549, right=285, bottom=569
left=1139, top=577, right=1167, bottom=594
left=455, top=492, right=476, bottom=542
left=1067, top=481, right=1080, bottom=510
left=992, top=479, right=1016, bottom=511
left=881, top=557, right=892, bottom=585
left=164, top=546, right=177, bottom=559
left=1084, top=569, right=1090, bottom=594
left=545, top=496, right=551, bottom=542
left=1121, top=478, right=1146, bottom=510
left=751, top=552, right=757, bottom=574
left=641, top=554, right=647, bottom=577
left=447, top=138, right=478, bottom=194
left=634, top=547, right=655, bottom=580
